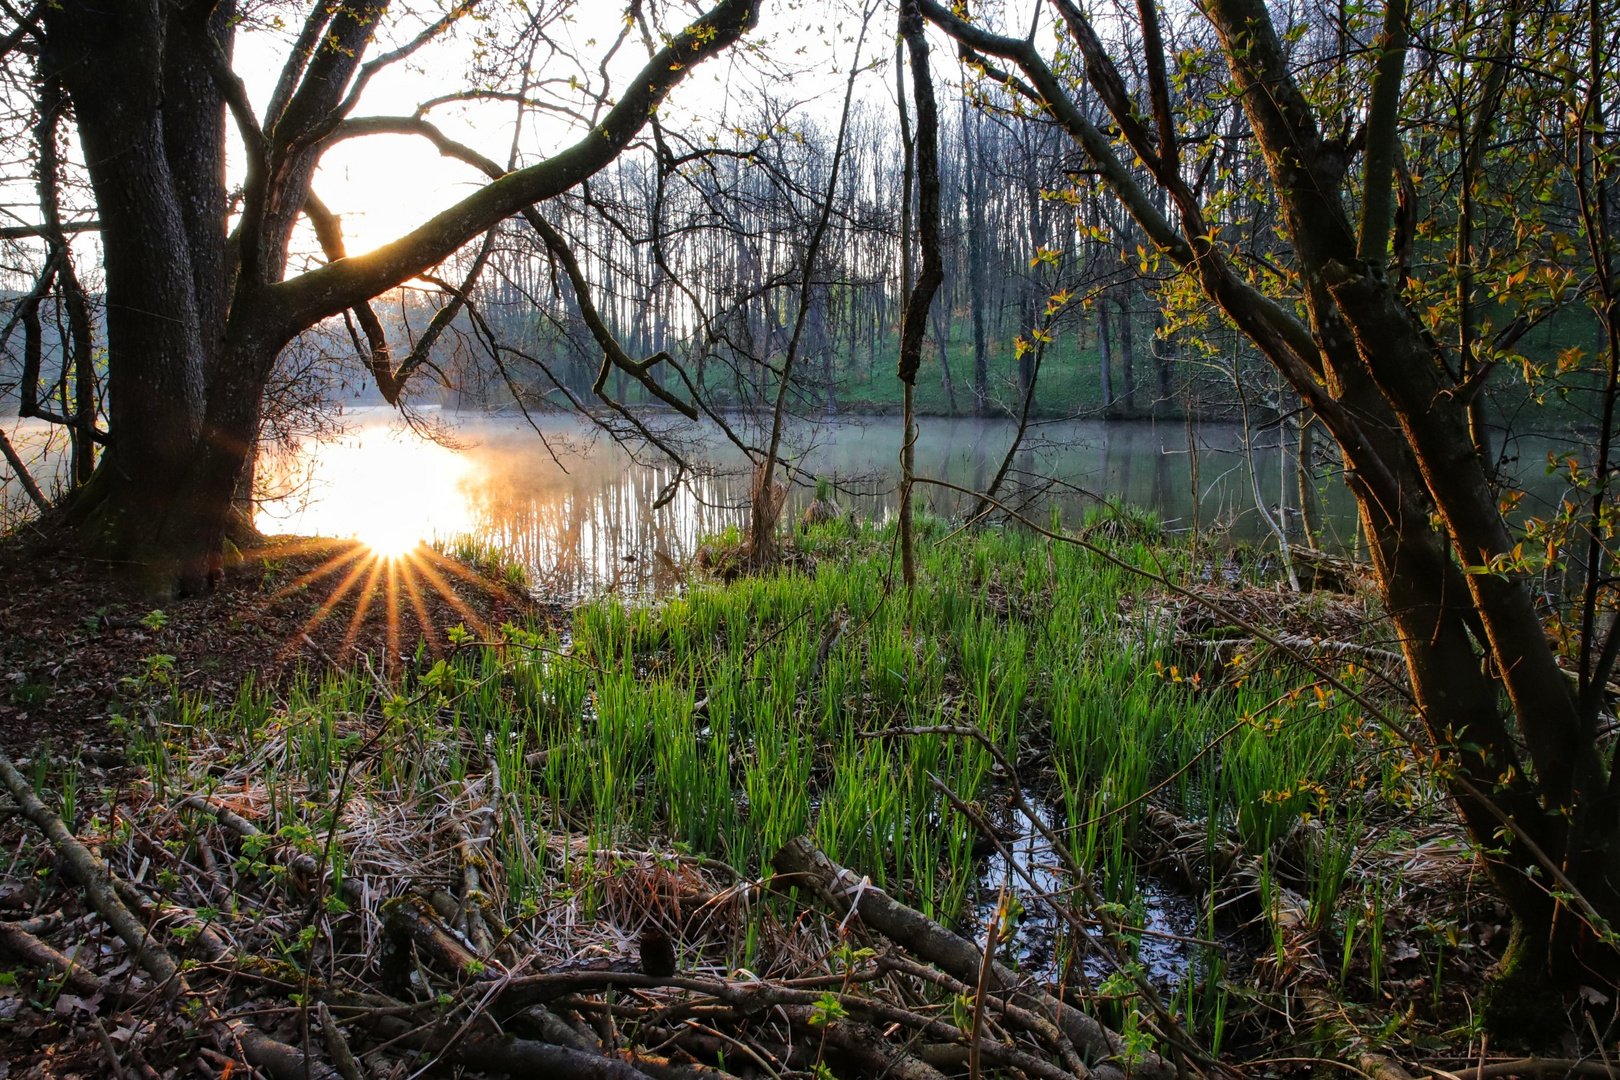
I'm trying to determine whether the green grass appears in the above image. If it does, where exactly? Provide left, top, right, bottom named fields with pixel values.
left=112, top=510, right=1406, bottom=1032
left=307, top=522, right=1362, bottom=884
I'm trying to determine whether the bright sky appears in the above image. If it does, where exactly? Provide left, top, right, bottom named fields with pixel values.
left=234, top=0, right=906, bottom=257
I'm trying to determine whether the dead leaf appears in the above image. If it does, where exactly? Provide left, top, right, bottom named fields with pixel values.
left=54, top=989, right=103, bottom=1015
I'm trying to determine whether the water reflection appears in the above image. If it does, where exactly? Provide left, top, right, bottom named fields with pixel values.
left=3, top=408, right=1376, bottom=597
left=973, top=791, right=1211, bottom=989
left=264, top=426, right=475, bottom=558
left=249, top=409, right=1371, bottom=599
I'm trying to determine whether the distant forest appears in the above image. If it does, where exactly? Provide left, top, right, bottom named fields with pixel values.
left=3, top=101, right=1593, bottom=441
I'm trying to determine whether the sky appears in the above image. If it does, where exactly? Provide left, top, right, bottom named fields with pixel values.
left=234, top=0, right=910, bottom=257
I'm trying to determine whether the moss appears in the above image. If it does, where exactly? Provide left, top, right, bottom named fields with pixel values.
left=1478, top=920, right=1567, bottom=1044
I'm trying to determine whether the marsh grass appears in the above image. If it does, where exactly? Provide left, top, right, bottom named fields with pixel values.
left=88, top=509, right=1445, bottom=1052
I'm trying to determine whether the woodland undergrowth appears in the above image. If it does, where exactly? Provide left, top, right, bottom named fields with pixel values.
left=0, top=512, right=1605, bottom=1080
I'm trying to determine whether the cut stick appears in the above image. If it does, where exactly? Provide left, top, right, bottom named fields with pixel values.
left=771, top=835, right=1174, bottom=1080
left=0, top=920, right=108, bottom=997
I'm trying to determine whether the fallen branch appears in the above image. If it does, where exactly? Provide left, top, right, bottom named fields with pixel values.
left=880, top=953, right=1087, bottom=1078
left=382, top=894, right=490, bottom=983
left=774, top=1007, right=949, bottom=1080
left=90, top=1015, right=132, bottom=1080
left=454, top=796, right=497, bottom=955
left=112, top=878, right=230, bottom=962
left=771, top=835, right=1174, bottom=1080
left=318, top=1002, right=365, bottom=1080
left=372, top=1013, right=667, bottom=1079
left=0, top=919, right=108, bottom=997
left=183, top=794, right=364, bottom=903
left=1442, top=1061, right=1620, bottom=1080
left=0, top=427, right=48, bottom=512
left=1, top=754, right=335, bottom=1080
left=0, top=755, right=182, bottom=997
left=229, top=1019, right=342, bottom=1080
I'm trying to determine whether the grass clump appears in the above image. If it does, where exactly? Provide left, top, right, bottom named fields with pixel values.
left=30, top=511, right=1501, bottom=1069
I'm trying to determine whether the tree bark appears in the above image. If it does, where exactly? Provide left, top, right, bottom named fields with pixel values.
left=897, top=0, right=943, bottom=589
left=45, top=0, right=210, bottom=577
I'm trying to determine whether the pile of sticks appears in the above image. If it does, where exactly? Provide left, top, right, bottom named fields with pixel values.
left=0, top=750, right=1186, bottom=1080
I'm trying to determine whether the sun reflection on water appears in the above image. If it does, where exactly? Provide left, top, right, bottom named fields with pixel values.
left=259, top=426, right=474, bottom=556
left=236, top=408, right=1372, bottom=604
left=255, top=412, right=755, bottom=600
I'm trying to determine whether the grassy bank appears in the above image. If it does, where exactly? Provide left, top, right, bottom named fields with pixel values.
left=0, top=512, right=1517, bottom=1076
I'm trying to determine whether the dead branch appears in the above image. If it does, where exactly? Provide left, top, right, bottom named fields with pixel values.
left=371, top=1013, right=666, bottom=1079
left=0, top=427, right=49, bottom=511
left=318, top=1002, right=365, bottom=1080
left=183, top=794, right=364, bottom=902
left=229, top=1019, right=342, bottom=1080
left=1444, top=1061, right=1620, bottom=1080
left=1, top=755, right=336, bottom=1080
left=0, top=919, right=108, bottom=996
left=0, top=754, right=182, bottom=996
left=771, top=835, right=1173, bottom=1080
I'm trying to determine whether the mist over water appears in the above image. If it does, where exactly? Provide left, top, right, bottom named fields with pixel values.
left=250, top=408, right=1363, bottom=598
left=11, top=406, right=1574, bottom=598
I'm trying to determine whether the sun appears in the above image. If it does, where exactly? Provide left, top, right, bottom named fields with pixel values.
left=256, top=423, right=475, bottom=559
left=362, top=526, right=422, bottom=560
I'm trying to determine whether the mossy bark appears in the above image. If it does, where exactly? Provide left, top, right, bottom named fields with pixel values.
left=1480, top=915, right=1567, bottom=1041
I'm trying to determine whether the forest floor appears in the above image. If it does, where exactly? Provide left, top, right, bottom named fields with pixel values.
left=0, top=513, right=1605, bottom=1080
left=0, top=525, right=547, bottom=756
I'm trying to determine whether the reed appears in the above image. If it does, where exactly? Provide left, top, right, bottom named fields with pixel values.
left=127, top=509, right=1415, bottom=1049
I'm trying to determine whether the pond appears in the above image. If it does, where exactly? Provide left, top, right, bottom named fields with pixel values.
left=7, top=406, right=1586, bottom=598
left=250, top=408, right=1360, bottom=599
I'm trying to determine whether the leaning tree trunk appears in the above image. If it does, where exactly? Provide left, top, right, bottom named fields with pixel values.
left=1199, top=0, right=1617, bottom=1010
left=915, top=0, right=1620, bottom=1019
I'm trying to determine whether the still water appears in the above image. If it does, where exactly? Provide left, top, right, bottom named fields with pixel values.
left=3, top=408, right=1356, bottom=594
left=4, top=407, right=1363, bottom=596
left=249, top=408, right=1356, bottom=598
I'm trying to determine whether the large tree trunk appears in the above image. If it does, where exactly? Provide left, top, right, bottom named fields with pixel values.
left=45, top=0, right=213, bottom=580
left=160, top=330, right=281, bottom=593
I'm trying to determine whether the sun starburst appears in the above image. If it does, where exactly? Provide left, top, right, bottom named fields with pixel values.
left=246, top=537, right=518, bottom=680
